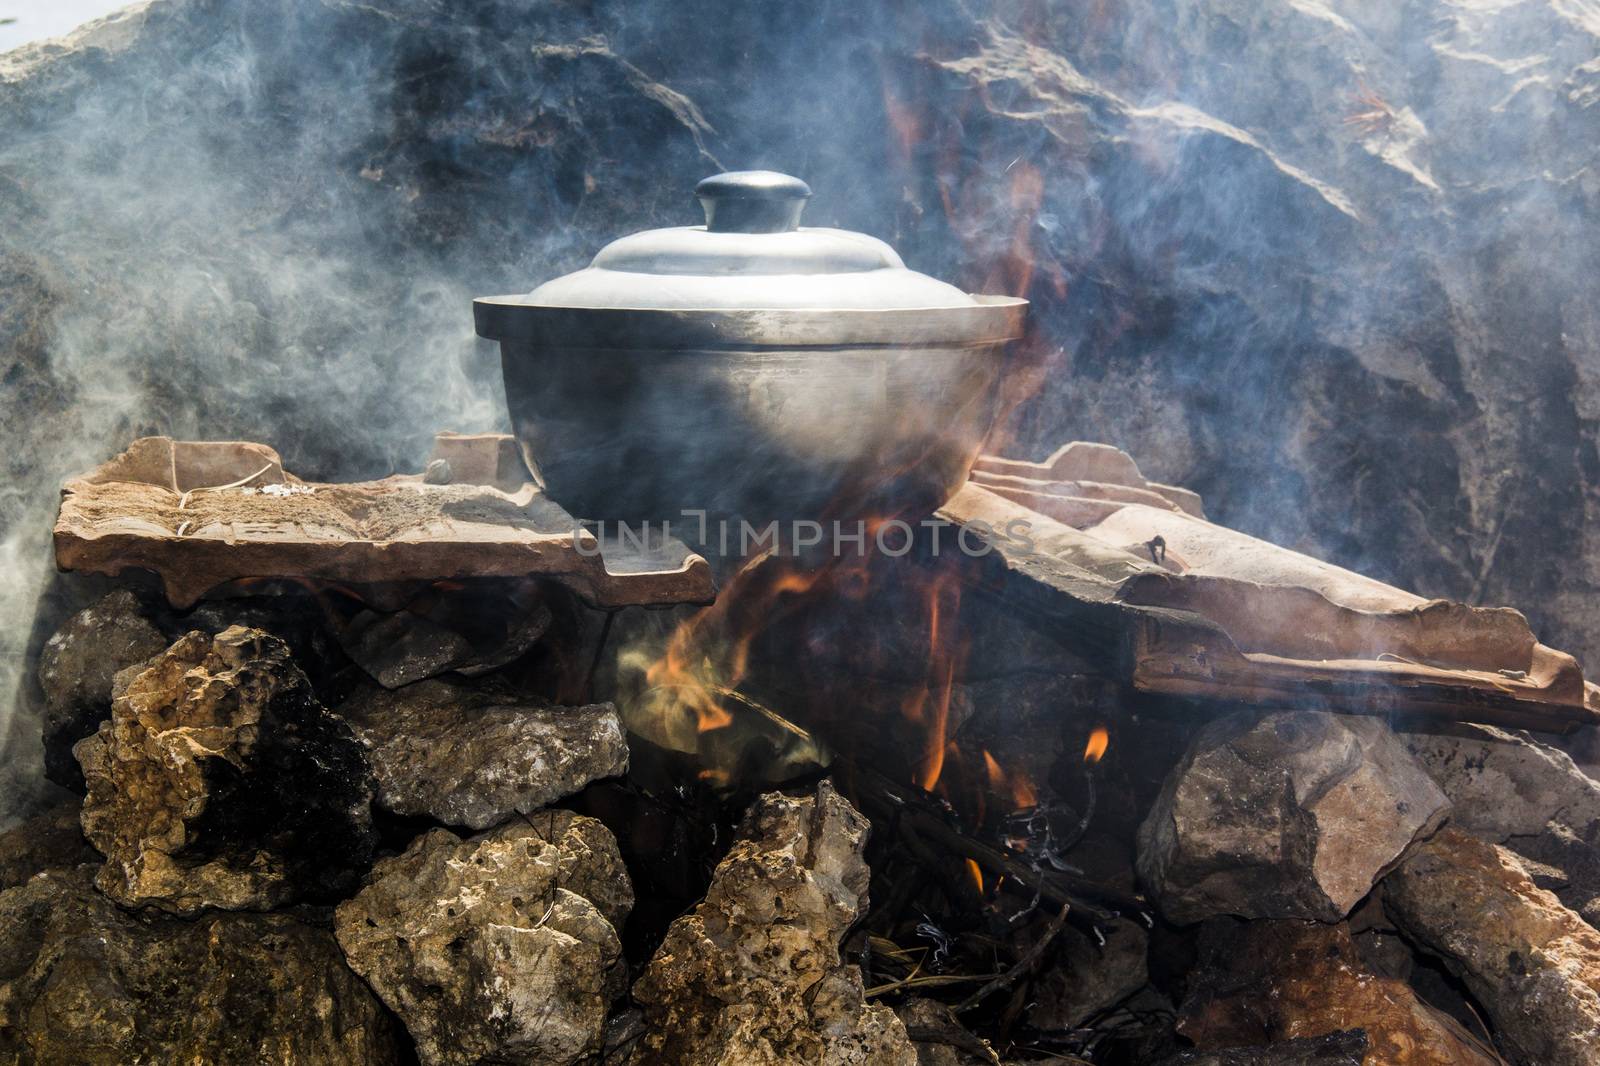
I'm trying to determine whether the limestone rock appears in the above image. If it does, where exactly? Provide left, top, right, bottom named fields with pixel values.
left=632, top=780, right=916, bottom=1065
left=36, top=589, right=167, bottom=789
left=1384, top=828, right=1600, bottom=1066
left=1137, top=710, right=1449, bottom=924
left=0, top=866, right=402, bottom=1065
left=1401, top=724, right=1600, bottom=921
left=1177, top=919, right=1498, bottom=1065
left=335, top=813, right=632, bottom=1066
left=74, top=625, right=374, bottom=914
left=336, top=678, right=627, bottom=830
left=1401, top=723, right=1600, bottom=840
left=0, top=799, right=96, bottom=891
left=1503, top=820, right=1600, bottom=925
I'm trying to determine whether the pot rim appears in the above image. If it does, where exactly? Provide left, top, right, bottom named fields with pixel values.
left=473, top=294, right=1028, bottom=350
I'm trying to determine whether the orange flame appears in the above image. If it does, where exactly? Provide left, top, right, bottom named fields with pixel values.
left=1084, top=725, right=1109, bottom=764
left=641, top=552, right=841, bottom=737
left=1010, top=766, right=1037, bottom=810
left=637, top=517, right=971, bottom=799
left=907, top=571, right=964, bottom=792
left=982, top=749, right=1038, bottom=811
left=965, top=858, right=985, bottom=897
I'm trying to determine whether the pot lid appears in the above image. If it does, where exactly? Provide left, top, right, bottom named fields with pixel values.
left=523, top=171, right=978, bottom=311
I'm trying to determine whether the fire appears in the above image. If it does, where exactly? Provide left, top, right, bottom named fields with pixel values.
left=1084, top=725, right=1109, bottom=764
left=639, top=553, right=840, bottom=739
left=964, top=858, right=985, bottom=897
left=902, top=570, right=964, bottom=792
left=629, top=521, right=977, bottom=797
left=1009, top=766, right=1037, bottom=809
left=981, top=749, right=1037, bottom=812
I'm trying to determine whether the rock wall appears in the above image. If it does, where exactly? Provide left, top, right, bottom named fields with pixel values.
left=4, top=0, right=1599, bottom=805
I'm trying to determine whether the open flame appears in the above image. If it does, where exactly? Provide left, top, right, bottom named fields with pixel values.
left=1084, top=725, right=1110, bottom=764
left=899, top=569, right=965, bottom=792
left=964, top=858, right=985, bottom=897
left=638, top=552, right=838, bottom=741
left=623, top=532, right=1054, bottom=820
left=982, top=748, right=1037, bottom=812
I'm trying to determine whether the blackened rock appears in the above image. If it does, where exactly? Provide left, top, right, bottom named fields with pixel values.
left=0, top=866, right=403, bottom=1064
left=896, top=998, right=999, bottom=1066
left=36, top=589, right=167, bottom=790
left=75, top=625, right=375, bottom=914
left=1027, top=916, right=1149, bottom=1031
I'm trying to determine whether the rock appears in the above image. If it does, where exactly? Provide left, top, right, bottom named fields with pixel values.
left=1027, top=917, right=1149, bottom=1030
left=1156, top=1031, right=1368, bottom=1066
left=0, top=866, right=402, bottom=1065
left=1401, top=723, right=1600, bottom=921
left=1505, top=820, right=1600, bottom=924
left=334, top=813, right=632, bottom=1066
left=36, top=589, right=167, bottom=789
left=1176, top=919, right=1498, bottom=1065
left=896, top=998, right=999, bottom=1066
left=1401, top=723, right=1600, bottom=840
left=0, top=799, right=96, bottom=890
left=74, top=625, right=375, bottom=914
left=336, top=678, right=627, bottom=830
left=632, top=780, right=916, bottom=1065
left=334, top=588, right=553, bottom=690
left=338, top=610, right=475, bottom=688
left=1384, top=828, right=1600, bottom=1066
left=1137, top=710, right=1449, bottom=924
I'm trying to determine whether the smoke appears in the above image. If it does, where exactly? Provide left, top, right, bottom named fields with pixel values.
left=3, top=0, right=1599, bottom=814
left=0, top=0, right=717, bottom=816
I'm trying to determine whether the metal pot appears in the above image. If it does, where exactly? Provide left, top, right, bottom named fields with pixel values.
left=473, top=171, right=1028, bottom=524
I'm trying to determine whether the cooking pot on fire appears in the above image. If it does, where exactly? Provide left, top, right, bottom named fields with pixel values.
left=473, top=171, right=1028, bottom=524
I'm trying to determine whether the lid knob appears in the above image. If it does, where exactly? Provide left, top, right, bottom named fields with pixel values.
left=695, top=171, right=811, bottom=234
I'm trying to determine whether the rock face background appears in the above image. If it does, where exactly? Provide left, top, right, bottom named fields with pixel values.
left=4, top=0, right=1600, bottom=807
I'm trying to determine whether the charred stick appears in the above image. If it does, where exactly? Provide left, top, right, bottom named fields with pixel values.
left=954, top=903, right=1070, bottom=1014
left=844, top=763, right=1129, bottom=924
left=1053, top=767, right=1096, bottom=854
left=920, top=817, right=1118, bottom=923
left=899, top=817, right=986, bottom=915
